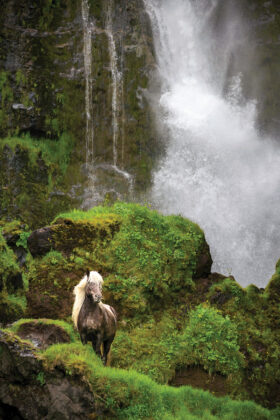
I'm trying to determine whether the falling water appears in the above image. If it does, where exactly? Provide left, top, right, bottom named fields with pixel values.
left=81, top=0, right=94, bottom=165
left=144, top=0, right=280, bottom=287
left=105, top=0, right=134, bottom=192
left=106, top=0, right=122, bottom=167
left=82, top=0, right=133, bottom=208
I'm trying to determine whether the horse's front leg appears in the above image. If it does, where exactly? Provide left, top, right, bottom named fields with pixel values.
left=80, top=332, right=87, bottom=345
left=92, top=333, right=102, bottom=359
left=102, top=338, right=114, bottom=366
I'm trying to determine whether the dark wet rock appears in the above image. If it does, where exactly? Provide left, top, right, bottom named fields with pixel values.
left=2, top=224, right=28, bottom=267
left=265, top=258, right=280, bottom=300
left=170, top=366, right=228, bottom=397
left=27, top=227, right=54, bottom=257
left=0, top=0, right=157, bottom=215
left=27, top=216, right=121, bottom=257
left=16, top=321, right=70, bottom=350
left=6, top=272, right=23, bottom=294
left=193, top=242, right=212, bottom=279
left=210, top=290, right=233, bottom=305
left=0, top=330, right=97, bottom=420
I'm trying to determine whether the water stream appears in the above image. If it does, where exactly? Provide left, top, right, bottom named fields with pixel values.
left=144, top=0, right=280, bottom=287
left=106, top=0, right=133, bottom=192
left=81, top=0, right=133, bottom=207
left=81, top=0, right=94, bottom=165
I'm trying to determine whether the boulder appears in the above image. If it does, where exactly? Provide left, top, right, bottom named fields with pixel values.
left=27, top=216, right=121, bottom=257
left=27, top=227, right=54, bottom=257
left=0, top=330, right=97, bottom=420
left=6, top=272, right=23, bottom=294
left=16, top=321, right=71, bottom=350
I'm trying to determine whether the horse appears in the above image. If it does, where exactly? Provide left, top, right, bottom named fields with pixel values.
left=72, top=270, right=117, bottom=365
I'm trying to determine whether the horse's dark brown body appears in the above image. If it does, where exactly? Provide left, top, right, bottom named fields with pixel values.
left=77, top=296, right=117, bottom=365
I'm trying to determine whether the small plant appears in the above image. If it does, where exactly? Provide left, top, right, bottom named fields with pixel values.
left=16, top=231, right=31, bottom=250
left=36, top=371, right=45, bottom=386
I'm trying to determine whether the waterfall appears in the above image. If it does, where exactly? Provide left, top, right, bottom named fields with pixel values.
left=106, top=0, right=122, bottom=167
left=144, top=0, right=280, bottom=287
left=81, top=0, right=133, bottom=208
left=81, top=0, right=94, bottom=165
left=106, top=0, right=134, bottom=191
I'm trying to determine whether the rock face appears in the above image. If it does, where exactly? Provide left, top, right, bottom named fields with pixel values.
left=16, top=321, right=71, bottom=350
left=27, top=215, right=121, bottom=257
left=0, top=143, right=74, bottom=228
left=0, top=330, right=97, bottom=420
left=27, top=227, right=54, bottom=257
left=0, top=0, right=157, bottom=221
left=25, top=203, right=212, bottom=319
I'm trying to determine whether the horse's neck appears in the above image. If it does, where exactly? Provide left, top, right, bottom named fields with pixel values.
left=83, top=295, right=100, bottom=313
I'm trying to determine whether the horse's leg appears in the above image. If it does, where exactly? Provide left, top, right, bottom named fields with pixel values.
left=80, top=332, right=87, bottom=345
left=92, top=333, right=102, bottom=359
left=103, top=337, right=114, bottom=366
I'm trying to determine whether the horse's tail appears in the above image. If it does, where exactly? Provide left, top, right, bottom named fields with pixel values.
left=72, top=275, right=87, bottom=329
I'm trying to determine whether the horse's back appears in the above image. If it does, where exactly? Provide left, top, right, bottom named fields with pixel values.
left=103, top=303, right=117, bottom=320
left=101, top=303, right=117, bottom=337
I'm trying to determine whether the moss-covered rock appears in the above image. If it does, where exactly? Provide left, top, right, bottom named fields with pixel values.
left=0, top=139, right=76, bottom=228
left=0, top=294, right=25, bottom=324
left=0, top=330, right=275, bottom=420
left=27, top=214, right=121, bottom=257
left=265, top=258, right=280, bottom=300
left=0, top=330, right=97, bottom=419
left=26, top=203, right=211, bottom=319
left=0, top=231, right=22, bottom=294
left=0, top=0, right=157, bottom=212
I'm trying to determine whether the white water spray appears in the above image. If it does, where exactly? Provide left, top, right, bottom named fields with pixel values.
left=81, top=0, right=94, bottom=165
left=144, top=0, right=280, bottom=287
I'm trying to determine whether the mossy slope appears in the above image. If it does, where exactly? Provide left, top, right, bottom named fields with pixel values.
left=1, top=329, right=277, bottom=420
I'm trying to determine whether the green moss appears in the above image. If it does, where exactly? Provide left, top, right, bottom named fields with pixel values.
left=208, top=277, right=245, bottom=306
left=0, top=136, right=76, bottom=227
left=1, top=132, right=74, bottom=175
left=0, top=292, right=25, bottom=324
left=53, top=203, right=209, bottom=316
left=265, top=259, right=280, bottom=300
left=179, top=305, right=245, bottom=377
left=7, top=317, right=78, bottom=343
left=42, top=342, right=275, bottom=420
left=21, top=203, right=280, bottom=408
left=0, top=231, right=21, bottom=292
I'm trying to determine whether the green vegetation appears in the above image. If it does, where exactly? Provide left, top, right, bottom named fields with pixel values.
left=27, top=203, right=210, bottom=320
left=0, top=135, right=76, bottom=227
left=42, top=342, right=275, bottom=420
left=0, top=230, right=26, bottom=322
left=179, top=305, right=245, bottom=377
left=0, top=231, right=20, bottom=291
left=1, top=132, right=74, bottom=175
left=1, top=203, right=280, bottom=412
left=8, top=318, right=78, bottom=343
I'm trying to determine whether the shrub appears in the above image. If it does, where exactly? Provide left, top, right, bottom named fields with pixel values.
left=179, top=305, right=245, bottom=377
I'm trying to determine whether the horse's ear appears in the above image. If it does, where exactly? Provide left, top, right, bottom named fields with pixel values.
left=86, top=268, right=90, bottom=279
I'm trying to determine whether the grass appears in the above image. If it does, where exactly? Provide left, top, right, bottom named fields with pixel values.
left=8, top=318, right=78, bottom=342
left=42, top=342, right=277, bottom=420
left=0, top=132, right=74, bottom=175
left=54, top=202, right=207, bottom=314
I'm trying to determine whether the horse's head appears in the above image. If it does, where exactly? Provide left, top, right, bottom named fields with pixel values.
left=85, top=270, right=104, bottom=304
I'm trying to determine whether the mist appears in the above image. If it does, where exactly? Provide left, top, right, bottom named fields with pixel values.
left=144, top=0, right=280, bottom=287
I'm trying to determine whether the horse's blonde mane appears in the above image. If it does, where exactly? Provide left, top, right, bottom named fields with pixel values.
left=72, top=271, right=104, bottom=328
